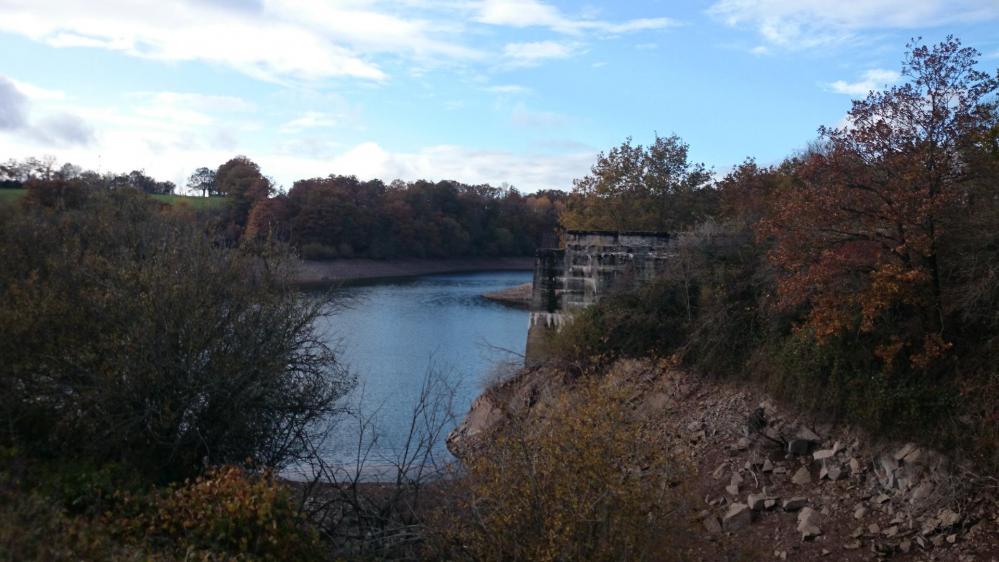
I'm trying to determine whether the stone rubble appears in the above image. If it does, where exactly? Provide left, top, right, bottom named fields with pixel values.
left=685, top=389, right=997, bottom=560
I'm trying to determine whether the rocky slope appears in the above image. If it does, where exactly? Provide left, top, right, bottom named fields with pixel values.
left=448, top=359, right=999, bottom=561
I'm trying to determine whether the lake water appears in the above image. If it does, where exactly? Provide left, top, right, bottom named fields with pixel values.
left=309, top=270, right=531, bottom=477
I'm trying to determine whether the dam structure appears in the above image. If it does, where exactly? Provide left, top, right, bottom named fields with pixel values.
left=525, top=230, right=674, bottom=361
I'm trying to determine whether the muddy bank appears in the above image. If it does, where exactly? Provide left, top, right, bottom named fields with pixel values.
left=293, top=257, right=533, bottom=286
left=481, top=282, right=532, bottom=308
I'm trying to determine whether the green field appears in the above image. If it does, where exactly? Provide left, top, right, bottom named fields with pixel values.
left=0, top=189, right=25, bottom=204
left=0, top=188, right=225, bottom=209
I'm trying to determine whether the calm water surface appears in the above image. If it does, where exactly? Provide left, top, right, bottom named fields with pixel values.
left=310, top=270, right=531, bottom=474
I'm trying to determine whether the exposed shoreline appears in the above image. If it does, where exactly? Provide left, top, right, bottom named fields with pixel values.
left=481, top=282, right=533, bottom=308
left=293, top=257, right=534, bottom=286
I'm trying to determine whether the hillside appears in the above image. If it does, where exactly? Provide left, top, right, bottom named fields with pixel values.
left=449, top=360, right=999, bottom=561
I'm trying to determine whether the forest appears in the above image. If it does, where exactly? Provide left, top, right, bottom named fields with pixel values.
left=1, top=157, right=566, bottom=260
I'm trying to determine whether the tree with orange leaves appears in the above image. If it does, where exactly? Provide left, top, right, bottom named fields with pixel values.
left=761, top=36, right=999, bottom=372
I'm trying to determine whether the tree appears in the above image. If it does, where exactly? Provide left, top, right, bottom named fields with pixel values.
left=561, top=134, right=713, bottom=232
left=56, top=162, right=82, bottom=180
left=104, top=169, right=173, bottom=194
left=244, top=195, right=290, bottom=242
left=187, top=166, right=218, bottom=197
left=216, top=156, right=273, bottom=227
left=761, top=36, right=999, bottom=371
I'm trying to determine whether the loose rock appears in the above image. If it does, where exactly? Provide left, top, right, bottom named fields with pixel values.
left=792, top=466, right=812, bottom=485
left=797, top=507, right=823, bottom=540
left=783, top=497, right=808, bottom=511
left=723, top=503, right=752, bottom=531
left=747, top=493, right=769, bottom=511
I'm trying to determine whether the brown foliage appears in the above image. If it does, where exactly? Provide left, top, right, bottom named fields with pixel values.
left=445, top=377, right=690, bottom=562
left=759, top=36, right=999, bottom=373
left=561, top=134, right=715, bottom=232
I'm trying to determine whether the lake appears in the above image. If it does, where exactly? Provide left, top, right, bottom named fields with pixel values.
left=308, top=270, right=531, bottom=478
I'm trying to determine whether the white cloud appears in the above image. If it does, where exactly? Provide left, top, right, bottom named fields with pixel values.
left=708, top=0, right=999, bottom=48
left=25, top=112, right=95, bottom=147
left=0, top=1, right=399, bottom=82
left=124, top=92, right=257, bottom=128
left=827, top=68, right=900, bottom=95
left=281, top=112, right=340, bottom=133
left=7, top=78, right=66, bottom=101
left=0, top=77, right=29, bottom=130
left=262, top=0, right=483, bottom=63
left=0, top=0, right=678, bottom=85
left=301, top=141, right=595, bottom=190
left=0, top=75, right=93, bottom=146
left=0, top=84, right=593, bottom=192
left=475, top=0, right=678, bottom=35
left=503, top=41, right=575, bottom=67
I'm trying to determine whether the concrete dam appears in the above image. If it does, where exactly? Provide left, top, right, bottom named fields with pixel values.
left=525, top=230, right=674, bottom=361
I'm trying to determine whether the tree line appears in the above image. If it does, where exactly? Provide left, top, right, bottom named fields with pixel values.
left=1, top=156, right=176, bottom=194
left=3, top=154, right=568, bottom=260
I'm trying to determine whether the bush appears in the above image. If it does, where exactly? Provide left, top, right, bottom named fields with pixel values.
left=444, top=377, right=689, bottom=562
left=764, top=331, right=959, bottom=439
left=547, top=279, right=692, bottom=366
left=0, top=190, right=353, bottom=480
left=143, top=466, right=322, bottom=560
left=0, top=461, right=322, bottom=561
left=300, top=242, right=339, bottom=260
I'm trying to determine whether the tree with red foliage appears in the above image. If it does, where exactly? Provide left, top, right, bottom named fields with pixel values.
left=216, top=156, right=273, bottom=227
left=761, top=36, right=999, bottom=372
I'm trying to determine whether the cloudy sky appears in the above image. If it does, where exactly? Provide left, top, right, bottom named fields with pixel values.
left=0, top=0, right=997, bottom=193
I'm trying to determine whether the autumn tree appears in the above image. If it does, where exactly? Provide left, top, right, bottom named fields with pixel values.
left=216, top=156, right=273, bottom=227
left=244, top=195, right=290, bottom=242
left=561, top=134, right=713, bottom=232
left=762, top=36, right=999, bottom=372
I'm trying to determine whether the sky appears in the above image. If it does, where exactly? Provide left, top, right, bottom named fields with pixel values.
left=0, top=0, right=997, bottom=194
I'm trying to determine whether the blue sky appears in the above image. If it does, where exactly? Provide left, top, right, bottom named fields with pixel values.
left=0, top=0, right=997, bottom=193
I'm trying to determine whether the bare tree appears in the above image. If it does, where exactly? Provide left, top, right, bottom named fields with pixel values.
left=296, top=364, right=461, bottom=560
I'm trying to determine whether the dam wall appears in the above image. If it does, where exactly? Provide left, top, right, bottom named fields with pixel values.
left=525, top=230, right=674, bottom=362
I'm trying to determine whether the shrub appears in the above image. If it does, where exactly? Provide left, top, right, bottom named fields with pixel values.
left=764, top=331, right=959, bottom=439
left=0, top=189, right=353, bottom=480
left=546, top=279, right=692, bottom=366
left=300, top=242, right=339, bottom=260
left=143, top=466, right=322, bottom=560
left=446, top=377, right=689, bottom=562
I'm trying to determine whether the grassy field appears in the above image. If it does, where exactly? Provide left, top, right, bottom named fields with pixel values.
left=0, top=188, right=225, bottom=209
left=0, top=189, right=24, bottom=204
